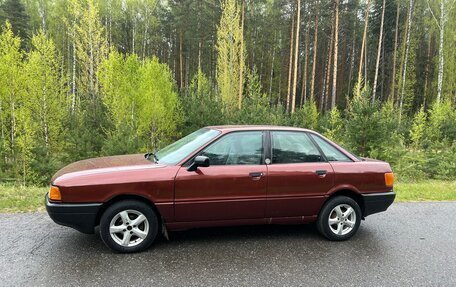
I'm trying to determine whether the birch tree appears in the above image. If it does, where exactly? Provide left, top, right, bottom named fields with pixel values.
left=216, top=0, right=243, bottom=111
left=426, top=0, right=456, bottom=104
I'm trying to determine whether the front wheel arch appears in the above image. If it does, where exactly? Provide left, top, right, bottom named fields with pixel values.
left=95, top=194, right=162, bottom=227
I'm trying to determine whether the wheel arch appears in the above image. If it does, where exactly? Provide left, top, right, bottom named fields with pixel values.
left=95, top=194, right=163, bottom=227
left=325, top=189, right=365, bottom=218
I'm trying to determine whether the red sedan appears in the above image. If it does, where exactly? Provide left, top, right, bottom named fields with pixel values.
left=46, top=126, right=395, bottom=253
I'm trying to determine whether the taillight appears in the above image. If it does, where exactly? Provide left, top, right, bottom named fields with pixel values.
left=385, top=172, right=394, bottom=187
left=49, top=186, right=62, bottom=201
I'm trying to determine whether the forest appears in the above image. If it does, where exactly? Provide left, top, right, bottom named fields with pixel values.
left=0, top=0, right=455, bottom=185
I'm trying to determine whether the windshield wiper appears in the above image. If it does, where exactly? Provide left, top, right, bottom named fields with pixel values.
left=144, top=152, right=159, bottom=163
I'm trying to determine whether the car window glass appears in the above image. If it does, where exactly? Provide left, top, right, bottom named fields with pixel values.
left=271, top=131, right=322, bottom=163
left=310, top=134, right=352, bottom=162
left=200, top=132, right=263, bottom=165
left=155, top=128, right=220, bottom=165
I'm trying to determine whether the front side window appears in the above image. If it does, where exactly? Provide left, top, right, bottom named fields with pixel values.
left=271, top=131, right=322, bottom=163
left=310, top=134, right=352, bottom=162
left=200, top=131, right=263, bottom=165
left=155, top=128, right=221, bottom=165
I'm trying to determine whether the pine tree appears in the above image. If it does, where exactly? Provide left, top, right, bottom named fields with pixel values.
left=0, top=0, right=30, bottom=45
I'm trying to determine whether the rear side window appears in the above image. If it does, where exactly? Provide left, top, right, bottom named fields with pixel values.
left=271, top=131, right=322, bottom=163
left=310, top=134, right=352, bottom=162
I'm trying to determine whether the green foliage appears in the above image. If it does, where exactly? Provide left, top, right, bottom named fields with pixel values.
left=1, top=0, right=456, bottom=187
left=99, top=50, right=181, bottom=151
left=290, top=100, right=319, bottom=130
left=216, top=0, right=242, bottom=110
left=0, top=0, right=29, bottom=43
left=410, top=106, right=426, bottom=148
left=320, top=107, right=345, bottom=145
left=181, top=69, right=223, bottom=135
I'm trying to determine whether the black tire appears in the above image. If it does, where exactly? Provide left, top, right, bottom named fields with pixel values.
left=99, top=200, right=159, bottom=253
left=316, top=196, right=361, bottom=241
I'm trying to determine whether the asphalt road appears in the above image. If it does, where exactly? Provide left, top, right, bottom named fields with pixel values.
left=0, top=202, right=455, bottom=286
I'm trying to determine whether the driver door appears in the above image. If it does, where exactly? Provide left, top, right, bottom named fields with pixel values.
left=174, top=131, right=267, bottom=222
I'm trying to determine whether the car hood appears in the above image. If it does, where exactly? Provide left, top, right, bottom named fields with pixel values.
left=51, top=154, right=164, bottom=184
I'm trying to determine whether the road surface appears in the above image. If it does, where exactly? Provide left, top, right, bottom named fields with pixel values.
left=0, top=202, right=454, bottom=286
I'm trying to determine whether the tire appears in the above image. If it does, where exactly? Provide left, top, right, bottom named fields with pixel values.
left=316, top=196, right=361, bottom=241
left=99, top=200, right=159, bottom=253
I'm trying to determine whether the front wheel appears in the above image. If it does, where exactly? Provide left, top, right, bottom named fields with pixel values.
left=99, top=200, right=158, bottom=253
left=316, top=196, right=361, bottom=241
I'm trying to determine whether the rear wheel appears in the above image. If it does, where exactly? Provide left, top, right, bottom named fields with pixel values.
left=316, top=196, right=361, bottom=241
left=99, top=200, right=158, bottom=253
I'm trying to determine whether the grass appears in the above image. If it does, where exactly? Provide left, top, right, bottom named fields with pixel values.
left=0, top=180, right=455, bottom=213
left=394, top=180, right=456, bottom=202
left=0, top=185, right=47, bottom=213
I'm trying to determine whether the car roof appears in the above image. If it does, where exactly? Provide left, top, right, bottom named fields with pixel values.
left=205, top=125, right=314, bottom=133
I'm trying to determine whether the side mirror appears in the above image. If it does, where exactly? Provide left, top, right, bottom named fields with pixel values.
left=187, top=156, right=210, bottom=172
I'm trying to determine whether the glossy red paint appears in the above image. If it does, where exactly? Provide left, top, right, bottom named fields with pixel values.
left=50, top=125, right=394, bottom=232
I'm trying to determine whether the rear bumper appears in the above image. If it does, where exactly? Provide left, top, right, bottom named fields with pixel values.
left=361, top=191, right=396, bottom=217
left=45, top=193, right=102, bottom=234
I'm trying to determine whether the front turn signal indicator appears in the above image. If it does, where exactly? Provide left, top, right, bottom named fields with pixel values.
left=385, top=172, right=394, bottom=187
left=49, top=186, right=62, bottom=201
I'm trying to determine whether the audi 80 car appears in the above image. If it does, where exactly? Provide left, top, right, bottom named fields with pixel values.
left=46, top=126, right=395, bottom=253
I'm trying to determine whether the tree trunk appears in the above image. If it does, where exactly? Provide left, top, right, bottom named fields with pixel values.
left=286, top=3, right=295, bottom=111
left=291, top=0, right=301, bottom=113
left=71, top=22, right=76, bottom=114
left=269, top=34, right=276, bottom=103
left=390, top=1, right=400, bottom=102
left=310, top=0, right=319, bottom=102
left=238, top=0, right=245, bottom=109
left=198, top=40, right=202, bottom=71
left=356, top=0, right=371, bottom=93
left=423, top=34, right=432, bottom=108
left=323, top=10, right=335, bottom=111
left=300, top=20, right=310, bottom=106
left=399, top=0, right=414, bottom=121
left=331, top=0, right=339, bottom=109
left=372, top=0, right=386, bottom=102
left=179, top=30, right=183, bottom=90
left=436, top=0, right=445, bottom=104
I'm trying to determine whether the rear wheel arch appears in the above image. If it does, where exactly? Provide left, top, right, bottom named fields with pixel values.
left=95, top=194, right=162, bottom=227
left=325, top=189, right=365, bottom=217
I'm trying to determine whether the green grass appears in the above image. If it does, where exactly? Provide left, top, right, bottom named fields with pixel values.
left=0, top=185, right=47, bottom=213
left=395, top=180, right=456, bottom=202
left=0, top=180, right=455, bottom=213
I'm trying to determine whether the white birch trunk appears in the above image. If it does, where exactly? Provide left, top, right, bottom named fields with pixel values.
left=436, top=0, right=445, bottom=104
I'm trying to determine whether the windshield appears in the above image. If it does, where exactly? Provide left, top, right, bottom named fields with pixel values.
left=155, top=128, right=221, bottom=165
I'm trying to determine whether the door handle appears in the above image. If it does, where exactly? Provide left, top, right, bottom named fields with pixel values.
left=315, top=170, right=327, bottom=177
left=249, top=172, right=263, bottom=178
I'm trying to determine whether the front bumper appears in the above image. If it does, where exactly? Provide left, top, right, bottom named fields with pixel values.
left=361, top=191, right=396, bottom=217
left=45, top=193, right=102, bottom=234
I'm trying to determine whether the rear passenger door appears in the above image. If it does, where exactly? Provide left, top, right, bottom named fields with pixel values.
left=266, top=131, right=334, bottom=218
